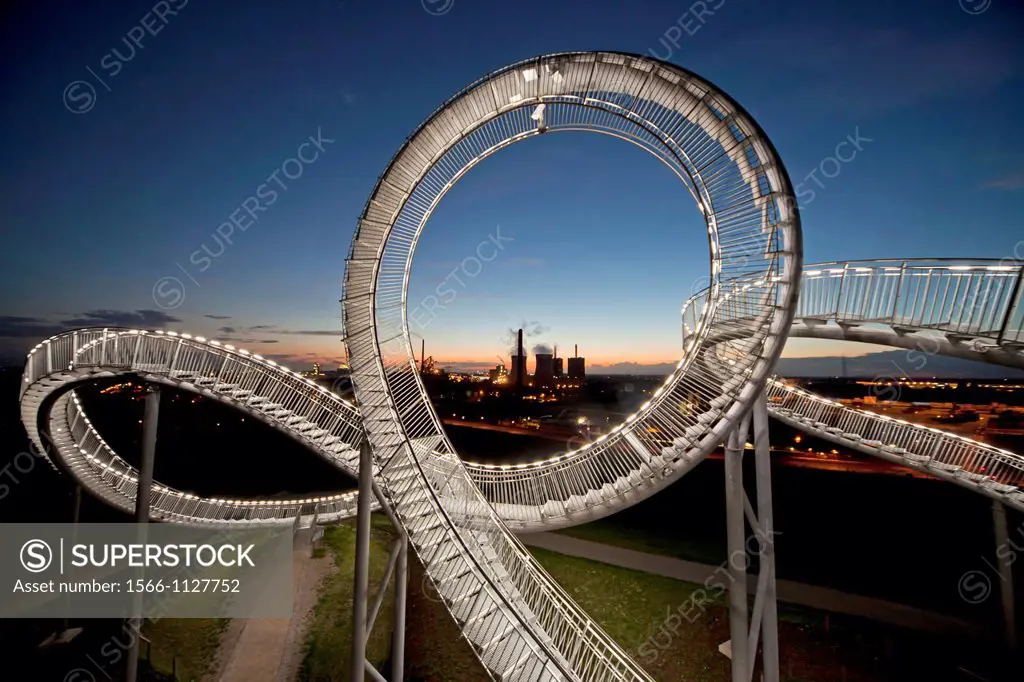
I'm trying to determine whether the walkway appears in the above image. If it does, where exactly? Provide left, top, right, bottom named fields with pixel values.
left=522, top=532, right=983, bottom=638
left=205, top=528, right=333, bottom=682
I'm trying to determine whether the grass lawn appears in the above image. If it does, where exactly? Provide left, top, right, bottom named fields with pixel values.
left=555, top=519, right=724, bottom=566
left=404, top=557, right=489, bottom=682
left=299, top=514, right=397, bottom=682
left=142, top=617, right=229, bottom=680
left=531, top=545, right=734, bottom=680
left=402, top=542, right=989, bottom=681
left=530, top=546, right=986, bottom=681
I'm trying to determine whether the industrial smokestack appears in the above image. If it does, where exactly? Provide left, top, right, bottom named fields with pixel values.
left=517, top=328, right=524, bottom=387
left=574, top=344, right=578, bottom=358
left=421, top=339, right=425, bottom=371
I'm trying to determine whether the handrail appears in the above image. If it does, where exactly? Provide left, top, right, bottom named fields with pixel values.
left=20, top=327, right=367, bottom=525
left=766, top=380, right=1024, bottom=486
left=685, top=271, right=1024, bottom=512
left=680, top=259, right=1024, bottom=349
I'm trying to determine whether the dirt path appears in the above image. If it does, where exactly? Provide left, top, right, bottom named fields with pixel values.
left=203, top=529, right=335, bottom=682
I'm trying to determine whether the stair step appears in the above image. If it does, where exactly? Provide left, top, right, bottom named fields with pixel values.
left=479, top=630, right=529, bottom=677
left=470, top=616, right=515, bottom=651
left=438, top=571, right=479, bottom=604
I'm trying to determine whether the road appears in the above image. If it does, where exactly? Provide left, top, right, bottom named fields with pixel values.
left=849, top=401, right=1024, bottom=440
left=521, top=532, right=983, bottom=638
left=443, top=417, right=568, bottom=442
left=706, top=449, right=932, bottom=478
left=446, top=418, right=930, bottom=477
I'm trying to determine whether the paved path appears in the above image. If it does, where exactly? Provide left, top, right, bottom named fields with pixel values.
left=523, top=532, right=983, bottom=637
left=207, top=528, right=333, bottom=682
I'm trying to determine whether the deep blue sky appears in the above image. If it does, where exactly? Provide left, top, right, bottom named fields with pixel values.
left=2, top=0, right=1022, bottom=371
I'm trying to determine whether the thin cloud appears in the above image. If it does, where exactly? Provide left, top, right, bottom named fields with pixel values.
left=231, top=324, right=341, bottom=337
left=204, top=314, right=232, bottom=320
left=588, top=361, right=676, bottom=375
left=984, top=174, right=1024, bottom=191
left=0, top=316, right=68, bottom=338
left=0, top=310, right=181, bottom=347
left=214, top=336, right=280, bottom=345
left=59, top=309, right=181, bottom=328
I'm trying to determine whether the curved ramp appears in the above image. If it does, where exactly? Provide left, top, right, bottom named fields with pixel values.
left=765, top=380, right=1024, bottom=511
left=684, top=270, right=1024, bottom=513
left=20, top=328, right=366, bottom=525
left=790, top=260, right=1024, bottom=369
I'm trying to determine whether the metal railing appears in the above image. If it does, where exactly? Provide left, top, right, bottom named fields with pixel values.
left=20, top=327, right=367, bottom=525
left=796, top=259, right=1024, bottom=345
left=766, top=380, right=1024, bottom=501
left=684, top=272, right=1024, bottom=509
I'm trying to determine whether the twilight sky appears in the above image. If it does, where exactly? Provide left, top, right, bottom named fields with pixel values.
left=1, top=0, right=1023, bottom=372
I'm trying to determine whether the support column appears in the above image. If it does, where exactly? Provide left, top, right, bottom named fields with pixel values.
left=721, top=394, right=781, bottom=682
left=126, top=386, right=159, bottom=682
left=391, top=535, right=408, bottom=682
left=350, top=440, right=374, bottom=681
left=992, top=500, right=1017, bottom=650
left=724, top=425, right=749, bottom=682
left=63, top=484, right=83, bottom=630
left=71, top=484, right=82, bottom=526
left=753, top=395, right=780, bottom=682
left=135, top=388, right=159, bottom=525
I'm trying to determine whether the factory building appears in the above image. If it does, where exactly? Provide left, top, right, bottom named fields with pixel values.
left=568, top=344, right=586, bottom=380
left=553, top=345, right=564, bottom=377
left=489, top=364, right=508, bottom=384
left=534, top=353, right=554, bottom=388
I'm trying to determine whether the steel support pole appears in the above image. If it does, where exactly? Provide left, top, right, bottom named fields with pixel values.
left=367, top=541, right=402, bottom=632
left=350, top=440, right=374, bottom=681
left=725, top=426, right=749, bottom=682
left=753, top=395, right=780, bottom=682
left=63, top=484, right=83, bottom=629
left=996, top=266, right=1024, bottom=345
left=71, top=484, right=82, bottom=525
left=391, top=535, right=408, bottom=682
left=992, top=500, right=1018, bottom=650
left=136, top=388, right=159, bottom=526
left=126, top=386, right=159, bottom=682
